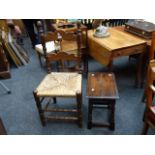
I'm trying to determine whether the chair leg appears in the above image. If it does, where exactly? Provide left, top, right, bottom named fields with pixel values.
left=33, top=91, right=46, bottom=126
left=141, top=122, right=149, bottom=135
left=141, top=89, right=146, bottom=102
left=83, top=54, right=88, bottom=77
left=141, top=88, right=154, bottom=103
left=37, top=52, right=43, bottom=67
left=76, top=92, right=82, bottom=128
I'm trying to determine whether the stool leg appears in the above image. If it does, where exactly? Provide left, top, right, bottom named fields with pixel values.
left=76, top=93, right=82, bottom=128
left=88, top=99, right=93, bottom=129
left=109, top=100, right=115, bottom=130
left=33, top=91, right=46, bottom=126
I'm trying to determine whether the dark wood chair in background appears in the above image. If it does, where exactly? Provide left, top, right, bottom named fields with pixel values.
left=0, top=117, right=7, bottom=135
left=35, top=30, right=60, bottom=68
left=36, top=21, right=88, bottom=75
left=33, top=33, right=83, bottom=127
left=57, top=22, right=88, bottom=76
left=80, top=19, right=128, bottom=29
left=141, top=32, right=155, bottom=102
left=35, top=21, right=60, bottom=67
left=141, top=60, right=155, bottom=134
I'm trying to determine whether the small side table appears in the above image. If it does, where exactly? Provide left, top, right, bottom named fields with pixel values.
left=87, top=73, right=119, bottom=130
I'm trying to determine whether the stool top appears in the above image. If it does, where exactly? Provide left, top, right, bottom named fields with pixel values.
left=87, top=73, right=119, bottom=99
left=35, top=72, right=82, bottom=97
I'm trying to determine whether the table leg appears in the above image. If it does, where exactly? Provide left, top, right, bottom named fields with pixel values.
left=107, top=60, right=113, bottom=71
left=135, top=52, right=144, bottom=88
left=88, top=99, right=93, bottom=129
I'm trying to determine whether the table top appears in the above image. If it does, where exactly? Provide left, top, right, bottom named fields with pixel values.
left=115, top=26, right=151, bottom=46
left=88, top=28, right=147, bottom=51
left=87, top=73, right=119, bottom=99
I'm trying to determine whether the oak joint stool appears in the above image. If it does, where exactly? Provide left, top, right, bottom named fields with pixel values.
left=87, top=73, right=119, bottom=130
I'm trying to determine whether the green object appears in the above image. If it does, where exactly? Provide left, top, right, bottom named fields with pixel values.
left=67, top=19, right=80, bottom=23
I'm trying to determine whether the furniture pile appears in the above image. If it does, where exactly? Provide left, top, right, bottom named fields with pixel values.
left=1, top=31, right=29, bottom=67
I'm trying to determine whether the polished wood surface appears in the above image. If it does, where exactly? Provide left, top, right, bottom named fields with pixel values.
left=88, top=28, right=146, bottom=51
left=116, top=26, right=151, bottom=46
left=87, top=73, right=119, bottom=99
left=88, top=28, right=146, bottom=66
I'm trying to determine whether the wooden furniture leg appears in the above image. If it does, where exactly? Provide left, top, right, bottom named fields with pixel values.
left=33, top=91, right=46, bottom=126
left=135, top=52, right=144, bottom=88
left=0, top=117, right=7, bottom=135
left=76, top=92, right=82, bottom=128
left=88, top=99, right=93, bottom=129
left=141, top=122, right=149, bottom=135
left=109, top=100, right=115, bottom=130
left=107, top=60, right=113, bottom=71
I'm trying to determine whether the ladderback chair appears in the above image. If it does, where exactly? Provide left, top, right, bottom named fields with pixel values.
left=45, top=51, right=81, bottom=73
left=33, top=27, right=83, bottom=127
left=142, top=60, right=155, bottom=134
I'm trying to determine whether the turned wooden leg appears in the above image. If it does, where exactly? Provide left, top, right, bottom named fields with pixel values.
left=83, top=53, right=88, bottom=77
left=33, top=91, right=46, bottom=126
left=0, top=117, right=7, bottom=135
left=109, top=100, right=115, bottom=130
left=46, top=58, right=51, bottom=73
left=141, top=122, right=149, bottom=135
left=76, top=92, right=82, bottom=128
left=88, top=99, right=93, bottom=129
left=141, top=89, right=146, bottom=103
